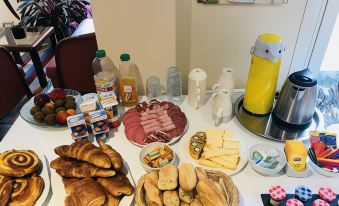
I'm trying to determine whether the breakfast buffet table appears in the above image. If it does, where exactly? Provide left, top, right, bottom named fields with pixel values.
left=1, top=93, right=338, bottom=206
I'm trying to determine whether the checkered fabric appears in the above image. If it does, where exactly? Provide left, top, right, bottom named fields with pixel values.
left=319, top=187, right=336, bottom=202
left=312, top=199, right=330, bottom=206
left=286, top=198, right=304, bottom=206
left=295, top=185, right=312, bottom=202
left=269, top=186, right=286, bottom=201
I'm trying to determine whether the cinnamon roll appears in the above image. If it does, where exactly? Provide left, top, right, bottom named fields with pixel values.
left=8, top=175, right=44, bottom=206
left=0, top=150, right=40, bottom=177
left=0, top=175, right=12, bottom=206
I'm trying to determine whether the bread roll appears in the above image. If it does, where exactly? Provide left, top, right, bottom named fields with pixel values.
left=194, top=167, right=208, bottom=182
left=178, top=187, right=194, bottom=204
left=158, top=164, right=178, bottom=190
left=190, top=198, right=203, bottom=206
left=196, top=181, right=228, bottom=206
left=135, top=175, right=147, bottom=206
left=144, top=178, right=163, bottom=206
left=179, top=164, right=197, bottom=192
left=180, top=202, right=190, bottom=206
left=145, top=171, right=159, bottom=185
left=163, top=190, right=180, bottom=206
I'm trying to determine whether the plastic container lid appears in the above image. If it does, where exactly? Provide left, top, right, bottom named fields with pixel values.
left=289, top=69, right=317, bottom=87
left=96, top=50, right=106, bottom=58
left=120, top=53, right=130, bottom=61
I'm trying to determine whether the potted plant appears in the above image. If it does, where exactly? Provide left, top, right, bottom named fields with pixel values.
left=3, top=0, right=92, bottom=41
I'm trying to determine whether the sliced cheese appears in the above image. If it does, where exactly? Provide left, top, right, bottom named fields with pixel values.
left=223, top=130, right=235, bottom=140
left=205, top=139, right=223, bottom=148
left=222, top=140, right=240, bottom=150
left=202, top=148, right=240, bottom=159
left=209, top=157, right=239, bottom=170
left=205, top=129, right=224, bottom=140
left=198, top=158, right=224, bottom=168
left=215, top=154, right=240, bottom=164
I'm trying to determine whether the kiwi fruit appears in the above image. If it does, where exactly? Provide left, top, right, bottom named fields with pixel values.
left=54, top=98, right=65, bottom=108
left=30, top=105, right=41, bottom=115
left=44, top=114, right=56, bottom=126
left=64, top=101, right=76, bottom=110
left=65, top=96, right=75, bottom=102
left=33, top=111, right=45, bottom=122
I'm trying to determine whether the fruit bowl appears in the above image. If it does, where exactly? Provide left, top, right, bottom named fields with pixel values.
left=20, top=89, right=81, bottom=128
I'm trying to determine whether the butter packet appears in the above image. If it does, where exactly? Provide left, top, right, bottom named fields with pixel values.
left=67, top=114, right=89, bottom=141
left=89, top=109, right=110, bottom=142
left=98, top=92, right=120, bottom=128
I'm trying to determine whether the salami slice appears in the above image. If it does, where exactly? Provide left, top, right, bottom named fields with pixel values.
left=125, top=125, right=141, bottom=141
left=132, top=128, right=147, bottom=145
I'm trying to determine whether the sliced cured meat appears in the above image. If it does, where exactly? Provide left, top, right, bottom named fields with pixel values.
left=140, top=113, right=158, bottom=121
left=167, top=127, right=185, bottom=137
left=125, top=121, right=142, bottom=130
left=132, top=128, right=147, bottom=145
left=123, top=111, right=139, bottom=122
left=125, top=125, right=142, bottom=141
left=123, top=116, right=140, bottom=125
left=140, top=118, right=157, bottom=126
left=140, top=107, right=164, bottom=116
left=168, top=105, right=181, bottom=113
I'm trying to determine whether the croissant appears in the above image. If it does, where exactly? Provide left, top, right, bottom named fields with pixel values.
left=97, top=173, right=134, bottom=196
left=65, top=195, right=75, bottom=206
left=103, top=188, right=121, bottom=206
left=51, top=157, right=116, bottom=178
left=70, top=178, right=106, bottom=206
left=54, top=140, right=111, bottom=168
left=0, top=150, right=40, bottom=177
left=97, top=139, right=123, bottom=171
left=0, top=175, right=12, bottom=206
left=8, top=175, right=44, bottom=206
left=62, top=177, right=80, bottom=194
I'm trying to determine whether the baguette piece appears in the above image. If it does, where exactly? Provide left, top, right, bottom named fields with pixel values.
left=190, top=198, right=203, bottom=206
left=179, top=163, right=197, bottom=192
left=163, top=190, right=180, bottom=206
left=0, top=175, right=12, bottom=206
left=70, top=178, right=106, bottom=206
left=180, top=203, right=189, bottom=206
left=54, top=140, right=111, bottom=168
left=65, top=196, right=74, bottom=206
left=144, top=178, right=163, bottom=206
left=51, top=157, right=116, bottom=178
left=97, top=173, right=134, bottom=196
left=134, top=175, right=147, bottom=206
left=178, top=187, right=194, bottom=204
left=145, top=171, right=159, bottom=185
left=158, top=164, right=178, bottom=190
left=196, top=181, right=228, bottom=206
left=97, top=139, right=123, bottom=171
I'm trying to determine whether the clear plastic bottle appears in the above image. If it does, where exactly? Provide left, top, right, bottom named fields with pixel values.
left=119, top=53, right=138, bottom=107
left=92, top=49, right=119, bottom=99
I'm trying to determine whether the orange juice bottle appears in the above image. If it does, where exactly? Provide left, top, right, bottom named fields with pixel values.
left=119, top=54, right=138, bottom=107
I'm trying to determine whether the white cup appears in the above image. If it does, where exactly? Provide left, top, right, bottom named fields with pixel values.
left=212, top=89, right=233, bottom=126
left=188, top=68, right=207, bottom=109
left=212, top=68, right=234, bottom=93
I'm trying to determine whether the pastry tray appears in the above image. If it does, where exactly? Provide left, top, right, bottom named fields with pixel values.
left=261, top=194, right=339, bottom=206
left=235, top=94, right=324, bottom=141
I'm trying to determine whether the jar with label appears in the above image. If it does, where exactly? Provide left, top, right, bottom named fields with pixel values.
left=119, top=53, right=138, bottom=107
left=98, top=92, right=120, bottom=128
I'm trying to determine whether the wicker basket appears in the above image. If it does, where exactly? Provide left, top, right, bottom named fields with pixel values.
left=205, top=169, right=240, bottom=206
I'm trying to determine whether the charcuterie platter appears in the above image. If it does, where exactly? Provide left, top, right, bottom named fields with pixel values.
left=122, top=100, right=188, bottom=147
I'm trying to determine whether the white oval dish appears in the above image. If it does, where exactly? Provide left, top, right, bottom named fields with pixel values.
left=139, top=142, right=176, bottom=172
left=309, top=159, right=339, bottom=178
left=248, top=143, right=286, bottom=176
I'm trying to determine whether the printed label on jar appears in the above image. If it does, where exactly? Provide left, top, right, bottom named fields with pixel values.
left=124, top=85, right=132, bottom=93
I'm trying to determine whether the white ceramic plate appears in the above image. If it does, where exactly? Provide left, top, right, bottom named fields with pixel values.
left=35, top=152, right=51, bottom=206
left=51, top=160, right=136, bottom=205
left=178, top=134, right=248, bottom=176
left=128, top=122, right=189, bottom=147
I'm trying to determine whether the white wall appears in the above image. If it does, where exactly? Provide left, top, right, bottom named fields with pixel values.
left=91, top=0, right=309, bottom=91
left=190, top=0, right=308, bottom=89
left=0, top=1, right=19, bottom=25
left=91, top=0, right=177, bottom=94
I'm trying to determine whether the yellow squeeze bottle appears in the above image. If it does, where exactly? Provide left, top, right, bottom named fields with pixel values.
left=285, top=140, right=307, bottom=172
left=243, top=34, right=285, bottom=115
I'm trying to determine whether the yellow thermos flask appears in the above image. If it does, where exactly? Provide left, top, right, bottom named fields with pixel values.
left=243, top=33, right=285, bottom=115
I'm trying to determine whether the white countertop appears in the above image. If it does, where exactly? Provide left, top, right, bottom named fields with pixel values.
left=1, top=94, right=338, bottom=206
